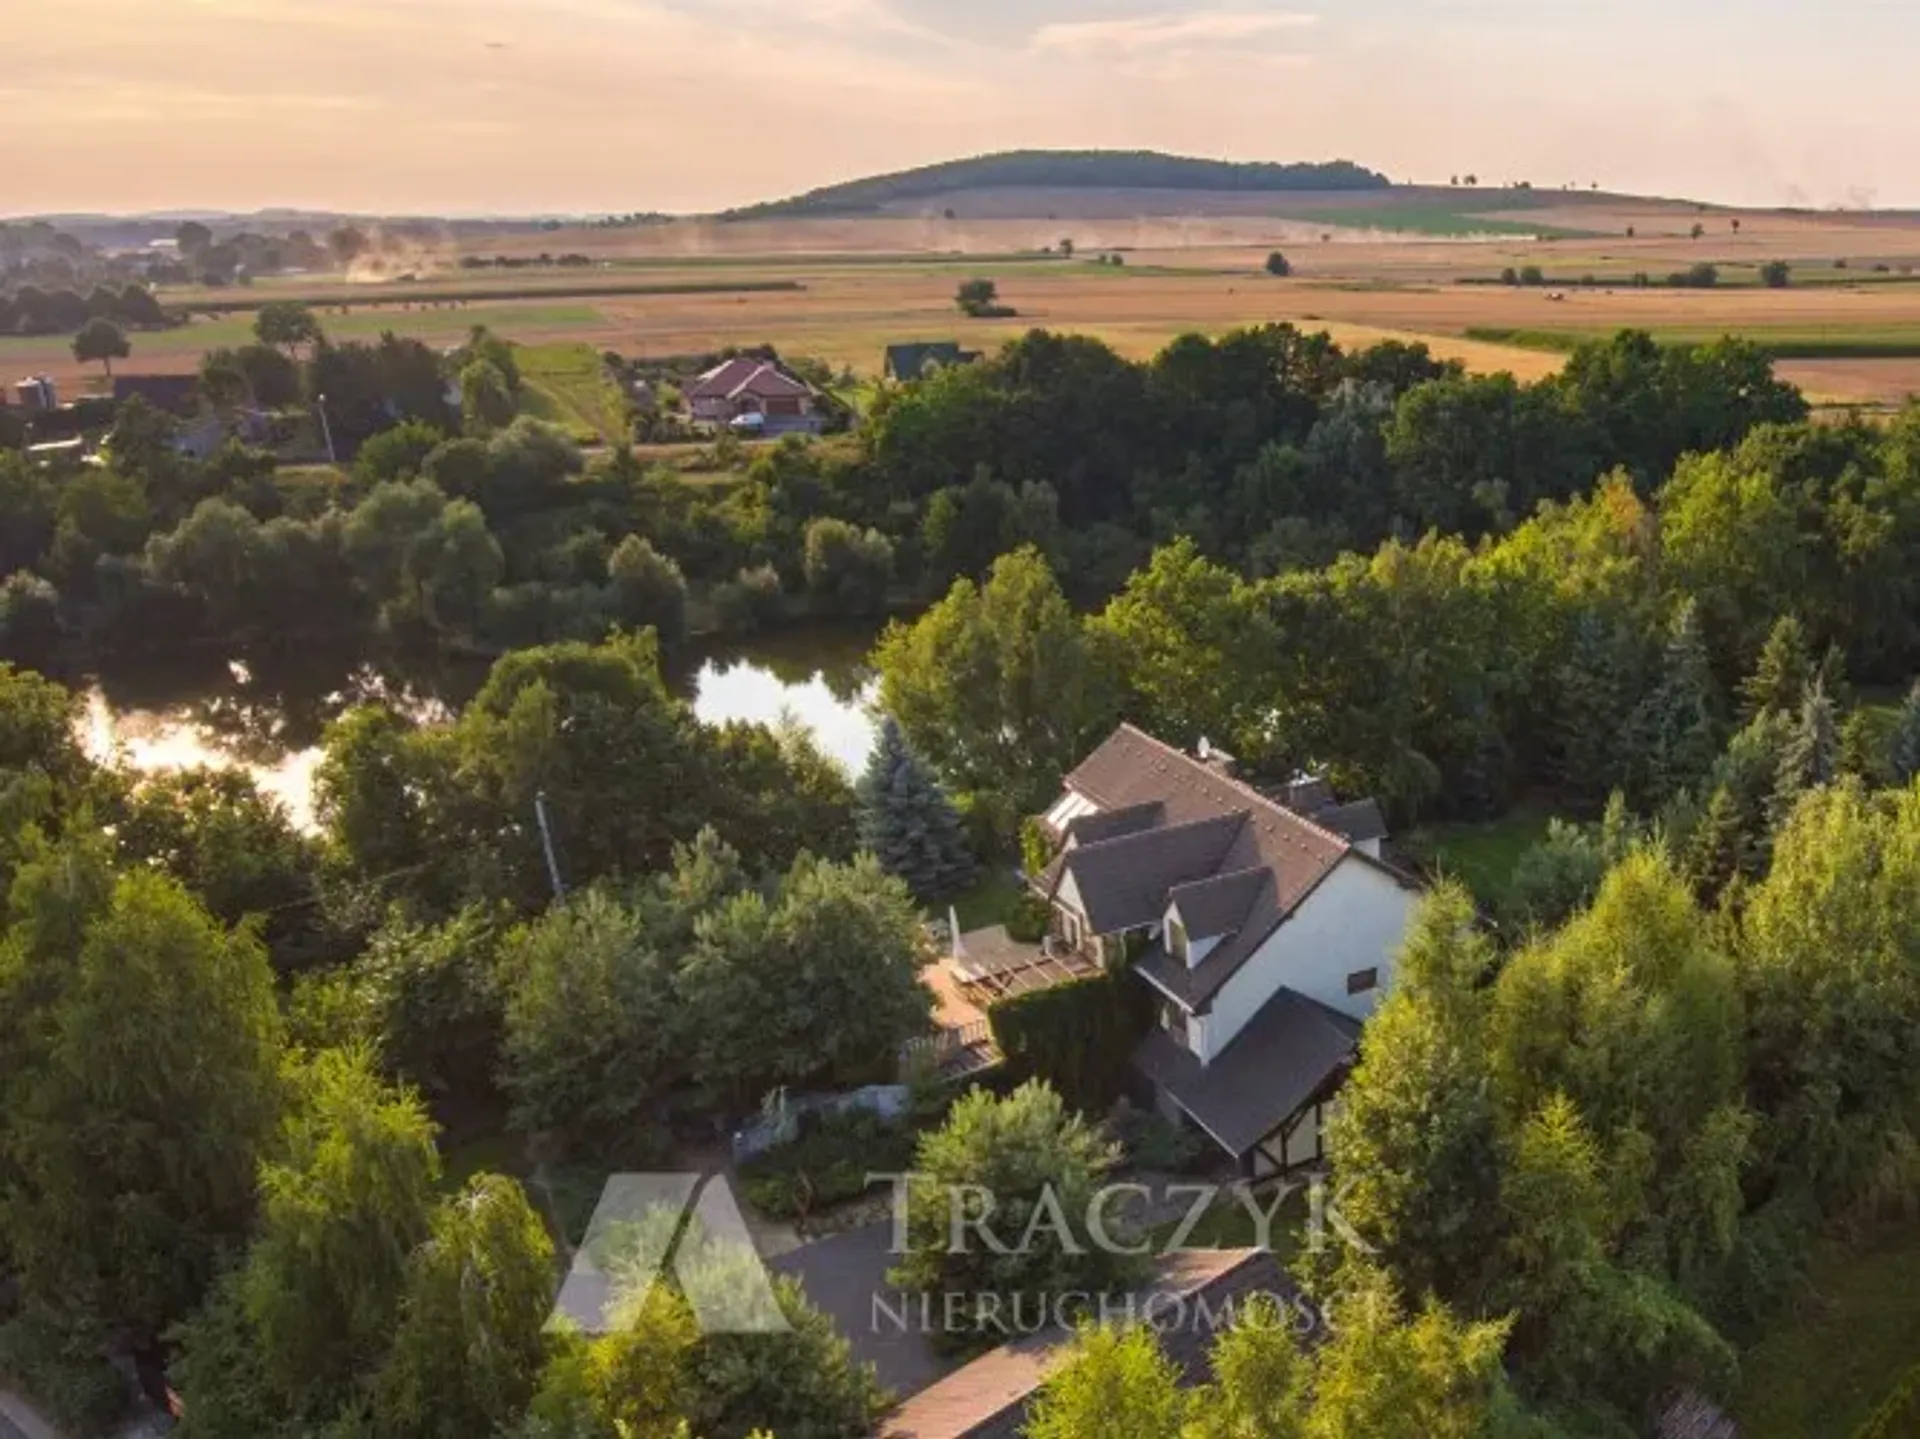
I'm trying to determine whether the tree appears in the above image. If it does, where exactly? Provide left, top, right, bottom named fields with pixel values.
left=875, top=548, right=1119, bottom=813
left=608, top=535, right=689, bottom=649
left=499, top=885, right=684, bottom=1150
left=369, top=1175, right=556, bottom=1439
left=955, top=278, right=1001, bottom=317
left=0, top=855, right=285, bottom=1349
left=802, top=517, right=893, bottom=616
left=228, top=1048, right=440, bottom=1422
left=1184, top=1296, right=1307, bottom=1439
left=1760, top=259, right=1792, bottom=289
left=1265, top=252, right=1292, bottom=277
left=71, top=316, right=130, bottom=379
left=1768, top=679, right=1839, bottom=829
left=462, top=359, right=518, bottom=435
left=1691, top=222, right=1706, bottom=240
left=1740, top=613, right=1813, bottom=720
left=891, top=1082, right=1135, bottom=1354
left=253, top=300, right=324, bottom=356
left=1091, top=538, right=1274, bottom=754
left=1888, top=680, right=1920, bottom=785
left=855, top=714, right=974, bottom=903
left=1628, top=598, right=1721, bottom=807
left=176, top=220, right=214, bottom=254
left=1025, top=1323, right=1186, bottom=1439
left=677, top=851, right=932, bottom=1110
left=1325, top=886, right=1503, bottom=1302
left=1303, top=1273, right=1515, bottom=1439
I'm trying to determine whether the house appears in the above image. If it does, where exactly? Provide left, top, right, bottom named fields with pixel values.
left=12, top=376, right=56, bottom=412
left=112, top=373, right=200, bottom=417
left=684, top=357, right=822, bottom=435
left=880, top=1249, right=1306, bottom=1439
left=883, top=342, right=981, bottom=383
left=1024, top=725, right=1417, bottom=1178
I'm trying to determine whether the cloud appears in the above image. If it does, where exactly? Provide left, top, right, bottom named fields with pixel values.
left=1029, top=9, right=1317, bottom=56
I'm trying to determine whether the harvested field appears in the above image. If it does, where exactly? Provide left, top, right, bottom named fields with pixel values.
left=11, top=197, right=1920, bottom=404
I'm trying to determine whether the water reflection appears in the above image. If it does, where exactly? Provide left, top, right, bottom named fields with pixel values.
left=83, top=624, right=886, bottom=832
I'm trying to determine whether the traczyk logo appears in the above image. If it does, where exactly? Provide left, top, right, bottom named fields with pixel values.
left=549, top=1173, right=792, bottom=1337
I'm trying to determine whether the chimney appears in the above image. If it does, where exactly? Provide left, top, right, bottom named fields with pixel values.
left=1195, top=737, right=1237, bottom=778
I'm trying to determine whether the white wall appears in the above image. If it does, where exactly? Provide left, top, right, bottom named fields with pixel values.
left=1198, top=859, right=1419, bottom=1061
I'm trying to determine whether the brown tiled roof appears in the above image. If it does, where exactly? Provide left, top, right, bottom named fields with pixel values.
left=879, top=1250, right=1301, bottom=1439
left=727, top=363, right=811, bottom=400
left=1132, top=987, right=1359, bottom=1157
left=687, top=356, right=763, bottom=398
left=1061, top=725, right=1355, bottom=1011
left=1054, top=812, right=1247, bottom=936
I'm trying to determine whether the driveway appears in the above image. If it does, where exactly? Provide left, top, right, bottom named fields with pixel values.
left=769, top=1222, right=956, bottom=1402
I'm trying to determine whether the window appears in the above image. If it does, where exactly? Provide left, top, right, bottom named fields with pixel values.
left=1346, top=967, right=1379, bottom=996
left=1167, top=918, right=1189, bottom=965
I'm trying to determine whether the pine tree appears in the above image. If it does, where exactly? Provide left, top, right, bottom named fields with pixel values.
left=1553, top=610, right=1637, bottom=802
left=1889, top=680, right=1920, bottom=786
left=1681, top=784, right=1744, bottom=904
left=855, top=715, right=975, bottom=904
left=1739, top=614, right=1811, bottom=720
left=1629, top=599, right=1721, bottom=808
left=1769, top=680, right=1839, bottom=831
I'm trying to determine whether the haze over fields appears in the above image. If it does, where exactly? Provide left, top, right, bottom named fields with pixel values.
left=11, top=0, right=1918, bottom=216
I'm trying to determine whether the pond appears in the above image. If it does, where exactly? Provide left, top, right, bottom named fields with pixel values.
left=79, top=625, right=883, bottom=833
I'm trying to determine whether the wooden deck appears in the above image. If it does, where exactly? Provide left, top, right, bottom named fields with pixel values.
left=904, top=927, right=1104, bottom=1081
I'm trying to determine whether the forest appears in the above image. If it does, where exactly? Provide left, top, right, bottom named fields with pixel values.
left=2, top=319, right=1919, bottom=1435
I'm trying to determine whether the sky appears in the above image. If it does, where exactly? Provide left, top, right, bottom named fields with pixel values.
left=8, top=0, right=1917, bottom=217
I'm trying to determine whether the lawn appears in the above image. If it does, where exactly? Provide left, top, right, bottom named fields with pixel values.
left=517, top=341, right=631, bottom=443
left=1399, top=804, right=1559, bottom=914
left=1149, top=1184, right=1309, bottom=1268
left=1467, top=323, right=1920, bottom=359
left=1736, top=1223, right=1920, bottom=1438
left=949, top=868, right=1028, bottom=933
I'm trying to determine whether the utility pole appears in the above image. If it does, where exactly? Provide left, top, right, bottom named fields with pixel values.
left=534, top=789, right=565, bottom=902
left=315, top=392, right=337, bottom=464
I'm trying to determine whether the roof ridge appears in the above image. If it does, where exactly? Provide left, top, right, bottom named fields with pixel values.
left=1113, top=723, right=1353, bottom=852
left=1166, top=865, right=1271, bottom=899
left=1067, top=807, right=1247, bottom=861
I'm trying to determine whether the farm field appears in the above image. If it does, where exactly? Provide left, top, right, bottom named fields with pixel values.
left=12, top=190, right=1920, bottom=407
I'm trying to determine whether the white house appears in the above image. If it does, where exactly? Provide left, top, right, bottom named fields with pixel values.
left=1035, top=725, right=1418, bottom=1177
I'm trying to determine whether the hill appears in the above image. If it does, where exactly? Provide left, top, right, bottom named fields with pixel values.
left=720, top=150, right=1389, bottom=221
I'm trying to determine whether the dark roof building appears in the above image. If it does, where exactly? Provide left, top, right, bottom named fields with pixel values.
left=879, top=1249, right=1309, bottom=1439
left=884, top=342, right=982, bottom=382
left=112, top=373, right=200, bottom=416
left=1034, top=724, right=1420, bottom=1179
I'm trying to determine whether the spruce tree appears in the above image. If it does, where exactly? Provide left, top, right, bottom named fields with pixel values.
left=1681, top=784, right=1744, bottom=905
left=1739, top=614, right=1812, bottom=720
left=1629, top=599, right=1721, bottom=808
left=1889, top=680, right=1920, bottom=786
left=855, top=715, right=975, bottom=904
left=1553, top=610, right=1638, bottom=802
left=1768, top=680, right=1839, bottom=831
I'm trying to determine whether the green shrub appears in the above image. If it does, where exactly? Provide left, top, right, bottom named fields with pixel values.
left=0, top=1312, right=130, bottom=1437
left=989, top=973, right=1154, bottom=1114
left=1855, top=1359, right=1920, bottom=1439
left=1110, top=1101, right=1207, bottom=1173
left=738, top=1107, right=917, bottom=1220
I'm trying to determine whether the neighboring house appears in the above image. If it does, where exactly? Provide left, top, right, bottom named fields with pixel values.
left=112, top=373, right=200, bottom=417
left=684, top=357, right=822, bottom=435
left=1026, top=725, right=1417, bottom=1178
left=881, top=1249, right=1306, bottom=1439
left=883, top=342, right=981, bottom=383
left=12, top=377, right=56, bottom=412
left=168, top=408, right=272, bottom=461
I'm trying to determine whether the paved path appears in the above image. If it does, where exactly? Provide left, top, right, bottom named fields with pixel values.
left=0, top=1389, right=56, bottom=1439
